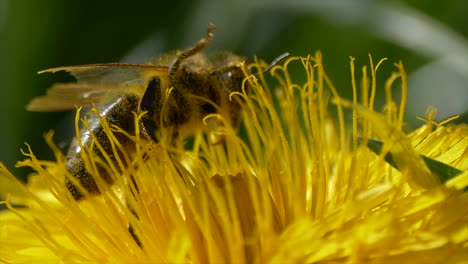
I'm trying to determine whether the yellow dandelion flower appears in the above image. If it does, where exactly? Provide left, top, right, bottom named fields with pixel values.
left=1, top=53, right=467, bottom=263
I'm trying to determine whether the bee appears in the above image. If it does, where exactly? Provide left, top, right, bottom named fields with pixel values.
left=27, top=24, right=249, bottom=200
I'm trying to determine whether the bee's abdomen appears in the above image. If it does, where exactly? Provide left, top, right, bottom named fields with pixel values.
left=65, top=94, right=139, bottom=200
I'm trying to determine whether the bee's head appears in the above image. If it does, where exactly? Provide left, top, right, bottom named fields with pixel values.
left=202, top=55, right=248, bottom=126
left=211, top=62, right=246, bottom=94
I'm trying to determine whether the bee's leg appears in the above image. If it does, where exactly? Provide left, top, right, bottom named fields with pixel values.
left=127, top=76, right=171, bottom=247
left=168, top=23, right=215, bottom=84
left=139, top=77, right=162, bottom=142
left=128, top=224, right=141, bottom=247
left=126, top=170, right=150, bottom=247
left=121, top=172, right=142, bottom=247
left=139, top=76, right=187, bottom=141
left=127, top=201, right=142, bottom=246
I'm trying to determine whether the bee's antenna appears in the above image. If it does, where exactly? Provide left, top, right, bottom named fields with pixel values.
left=169, top=23, right=215, bottom=83
left=262, top=52, right=290, bottom=74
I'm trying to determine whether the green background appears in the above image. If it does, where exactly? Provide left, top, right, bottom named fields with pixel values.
left=1, top=0, right=467, bottom=179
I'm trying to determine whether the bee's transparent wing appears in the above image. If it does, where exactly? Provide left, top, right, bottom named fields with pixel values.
left=28, top=63, right=168, bottom=112
left=38, top=63, right=167, bottom=83
left=27, top=82, right=121, bottom=112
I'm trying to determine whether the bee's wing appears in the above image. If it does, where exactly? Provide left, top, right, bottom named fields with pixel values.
left=38, top=63, right=168, bottom=83
left=28, top=63, right=168, bottom=112
left=27, top=82, right=123, bottom=112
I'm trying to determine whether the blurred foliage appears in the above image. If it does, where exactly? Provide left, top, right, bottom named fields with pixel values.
left=1, top=0, right=467, bottom=179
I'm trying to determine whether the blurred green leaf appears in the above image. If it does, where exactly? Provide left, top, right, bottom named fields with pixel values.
left=366, top=138, right=464, bottom=184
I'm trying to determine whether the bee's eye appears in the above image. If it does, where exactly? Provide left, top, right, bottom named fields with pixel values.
left=219, top=72, right=233, bottom=80
left=214, top=68, right=244, bottom=93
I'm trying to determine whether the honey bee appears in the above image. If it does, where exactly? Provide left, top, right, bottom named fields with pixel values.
left=27, top=24, right=249, bottom=200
